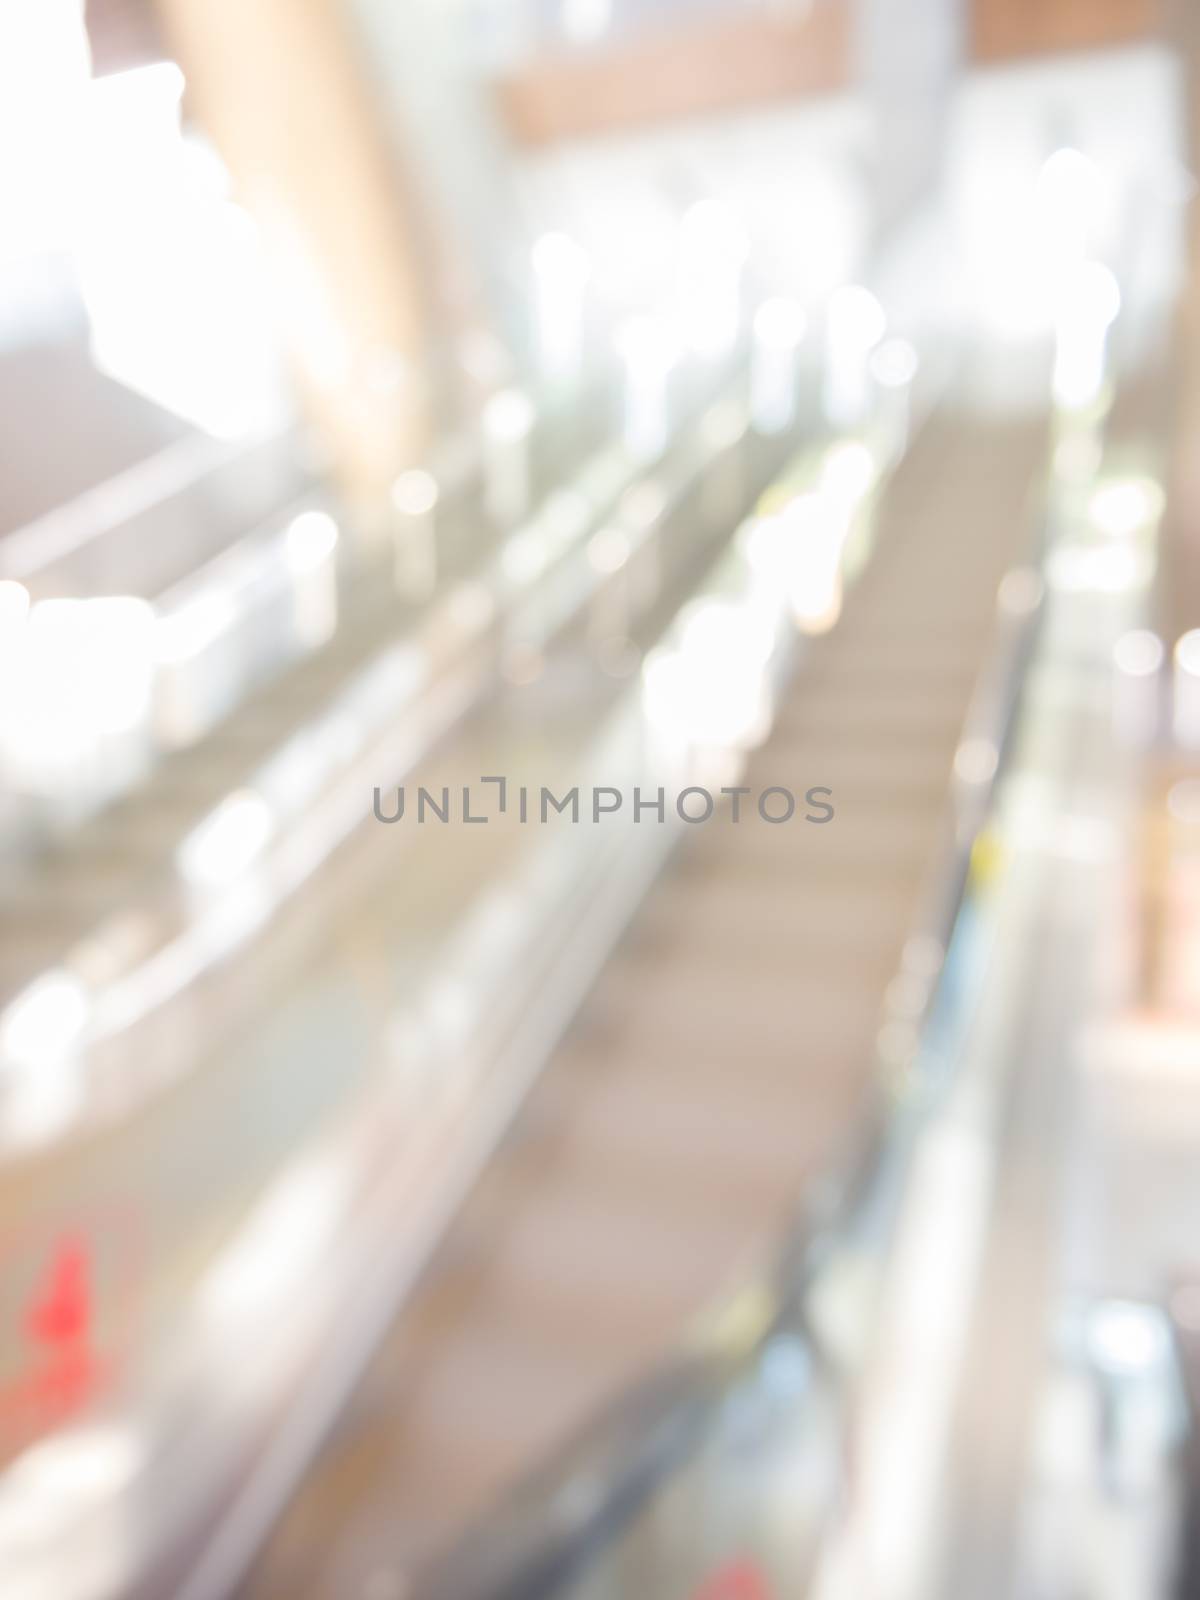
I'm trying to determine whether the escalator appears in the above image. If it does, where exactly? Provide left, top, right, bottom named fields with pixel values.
left=0, top=332, right=824, bottom=1600
left=0, top=320, right=665, bottom=870
left=234, top=408, right=1048, bottom=1599
left=0, top=338, right=766, bottom=1021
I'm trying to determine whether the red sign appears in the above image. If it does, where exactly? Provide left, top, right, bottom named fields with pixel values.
left=0, top=1207, right=143, bottom=1458
left=690, top=1559, right=773, bottom=1600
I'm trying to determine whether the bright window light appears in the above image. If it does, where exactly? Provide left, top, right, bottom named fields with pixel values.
left=284, top=510, right=339, bottom=575
left=0, top=597, right=156, bottom=789
left=1114, top=630, right=1164, bottom=677
left=391, top=469, right=439, bottom=519
left=178, top=790, right=275, bottom=891
left=1, top=970, right=90, bottom=1067
left=1089, top=478, right=1164, bottom=538
left=76, top=64, right=288, bottom=438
